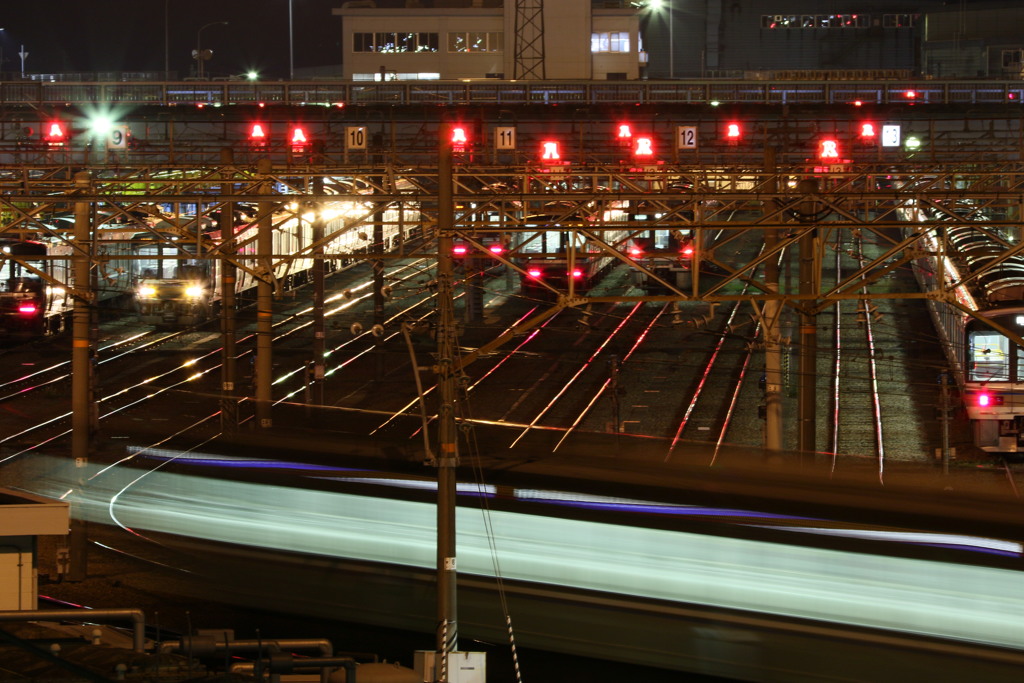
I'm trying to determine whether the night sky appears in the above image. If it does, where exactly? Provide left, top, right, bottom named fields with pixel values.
left=0, top=1, right=345, bottom=78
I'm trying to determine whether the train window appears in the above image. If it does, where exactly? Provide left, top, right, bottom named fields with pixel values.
left=519, top=231, right=564, bottom=254
left=968, top=332, right=1010, bottom=382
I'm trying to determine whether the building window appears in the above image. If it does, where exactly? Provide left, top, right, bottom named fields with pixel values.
left=447, top=32, right=502, bottom=53
left=883, top=14, right=915, bottom=28
left=1003, top=49, right=1023, bottom=68
left=352, top=32, right=439, bottom=53
left=591, top=31, right=630, bottom=53
left=762, top=14, right=871, bottom=29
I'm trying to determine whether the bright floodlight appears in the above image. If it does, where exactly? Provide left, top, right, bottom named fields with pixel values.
left=247, top=71, right=259, bottom=81
left=89, top=115, right=113, bottom=137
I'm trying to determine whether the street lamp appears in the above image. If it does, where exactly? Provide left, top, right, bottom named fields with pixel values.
left=648, top=0, right=673, bottom=79
left=195, top=21, right=228, bottom=79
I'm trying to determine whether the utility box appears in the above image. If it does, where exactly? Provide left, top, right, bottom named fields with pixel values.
left=414, top=651, right=485, bottom=683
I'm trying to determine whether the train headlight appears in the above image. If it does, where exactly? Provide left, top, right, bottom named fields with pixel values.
left=185, top=285, right=205, bottom=299
left=138, top=285, right=157, bottom=299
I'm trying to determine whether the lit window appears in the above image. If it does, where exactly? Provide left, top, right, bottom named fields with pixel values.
left=591, top=32, right=630, bottom=53
left=447, top=32, right=502, bottom=53
left=968, top=332, right=1010, bottom=382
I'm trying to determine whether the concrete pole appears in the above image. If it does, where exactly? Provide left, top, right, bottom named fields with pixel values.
left=434, top=132, right=459, bottom=681
left=69, top=170, right=93, bottom=582
left=219, top=148, right=238, bottom=431
left=762, top=147, right=783, bottom=452
left=255, top=158, right=274, bottom=428
left=796, top=179, right=819, bottom=463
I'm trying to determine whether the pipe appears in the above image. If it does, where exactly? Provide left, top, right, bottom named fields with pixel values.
left=0, top=608, right=145, bottom=652
left=159, top=636, right=333, bottom=658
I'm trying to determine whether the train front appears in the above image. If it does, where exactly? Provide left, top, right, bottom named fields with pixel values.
left=133, top=234, right=214, bottom=326
left=0, top=240, right=51, bottom=335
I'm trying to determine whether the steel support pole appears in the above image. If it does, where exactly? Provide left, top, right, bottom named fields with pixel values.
left=311, top=175, right=325, bottom=406
left=255, top=158, right=274, bottom=428
left=219, top=148, right=238, bottom=431
left=434, top=134, right=459, bottom=682
left=762, top=147, right=783, bottom=452
left=69, top=170, right=93, bottom=582
left=373, top=193, right=386, bottom=378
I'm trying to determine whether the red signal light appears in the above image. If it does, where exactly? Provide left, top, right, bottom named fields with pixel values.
left=859, top=122, right=877, bottom=139
left=725, top=122, right=741, bottom=145
left=617, top=123, right=633, bottom=140
left=249, top=123, right=268, bottom=147
left=818, top=138, right=840, bottom=160
left=540, top=140, right=561, bottom=162
left=978, top=393, right=991, bottom=407
left=43, top=121, right=67, bottom=145
left=905, top=90, right=917, bottom=99
left=290, top=126, right=309, bottom=147
left=633, top=136, right=654, bottom=158
left=450, top=125, right=469, bottom=152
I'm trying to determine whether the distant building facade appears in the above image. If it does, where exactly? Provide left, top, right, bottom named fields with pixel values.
left=329, top=1, right=1024, bottom=81
left=332, top=0, right=642, bottom=81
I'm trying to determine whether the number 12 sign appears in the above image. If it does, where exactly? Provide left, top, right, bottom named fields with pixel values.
left=676, top=126, right=697, bottom=150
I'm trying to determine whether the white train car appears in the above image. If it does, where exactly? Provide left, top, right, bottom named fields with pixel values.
left=134, top=198, right=416, bottom=326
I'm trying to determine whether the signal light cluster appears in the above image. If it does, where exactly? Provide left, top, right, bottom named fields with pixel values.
left=248, top=123, right=313, bottom=149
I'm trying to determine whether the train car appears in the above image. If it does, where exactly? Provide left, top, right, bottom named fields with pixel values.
left=1, top=229, right=137, bottom=337
left=907, top=221, right=1024, bottom=453
left=133, top=199, right=416, bottom=327
left=512, top=208, right=628, bottom=295
left=0, top=239, right=56, bottom=336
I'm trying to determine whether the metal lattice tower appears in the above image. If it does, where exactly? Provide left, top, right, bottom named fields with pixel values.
left=513, top=0, right=545, bottom=79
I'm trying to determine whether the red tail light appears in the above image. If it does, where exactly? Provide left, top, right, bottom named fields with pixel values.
left=488, top=244, right=505, bottom=256
left=452, top=245, right=468, bottom=256
left=977, top=392, right=1004, bottom=407
left=681, top=245, right=695, bottom=258
left=571, top=269, right=584, bottom=279
left=629, top=247, right=643, bottom=257
left=17, top=303, right=38, bottom=315
left=527, top=268, right=542, bottom=279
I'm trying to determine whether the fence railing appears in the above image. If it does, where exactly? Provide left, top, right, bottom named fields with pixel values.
left=3, top=79, right=1023, bottom=107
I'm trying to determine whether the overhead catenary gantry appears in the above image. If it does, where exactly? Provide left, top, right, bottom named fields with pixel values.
left=2, top=160, right=1022, bottom=311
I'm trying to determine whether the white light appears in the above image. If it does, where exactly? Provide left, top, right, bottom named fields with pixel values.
left=185, top=285, right=205, bottom=298
left=138, top=286, right=157, bottom=298
left=90, top=115, right=113, bottom=136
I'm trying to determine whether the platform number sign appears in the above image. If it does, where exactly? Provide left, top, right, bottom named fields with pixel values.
left=881, top=124, right=901, bottom=148
left=346, top=126, right=367, bottom=150
left=495, top=126, right=516, bottom=150
left=107, top=125, right=129, bottom=150
left=676, top=126, right=697, bottom=150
